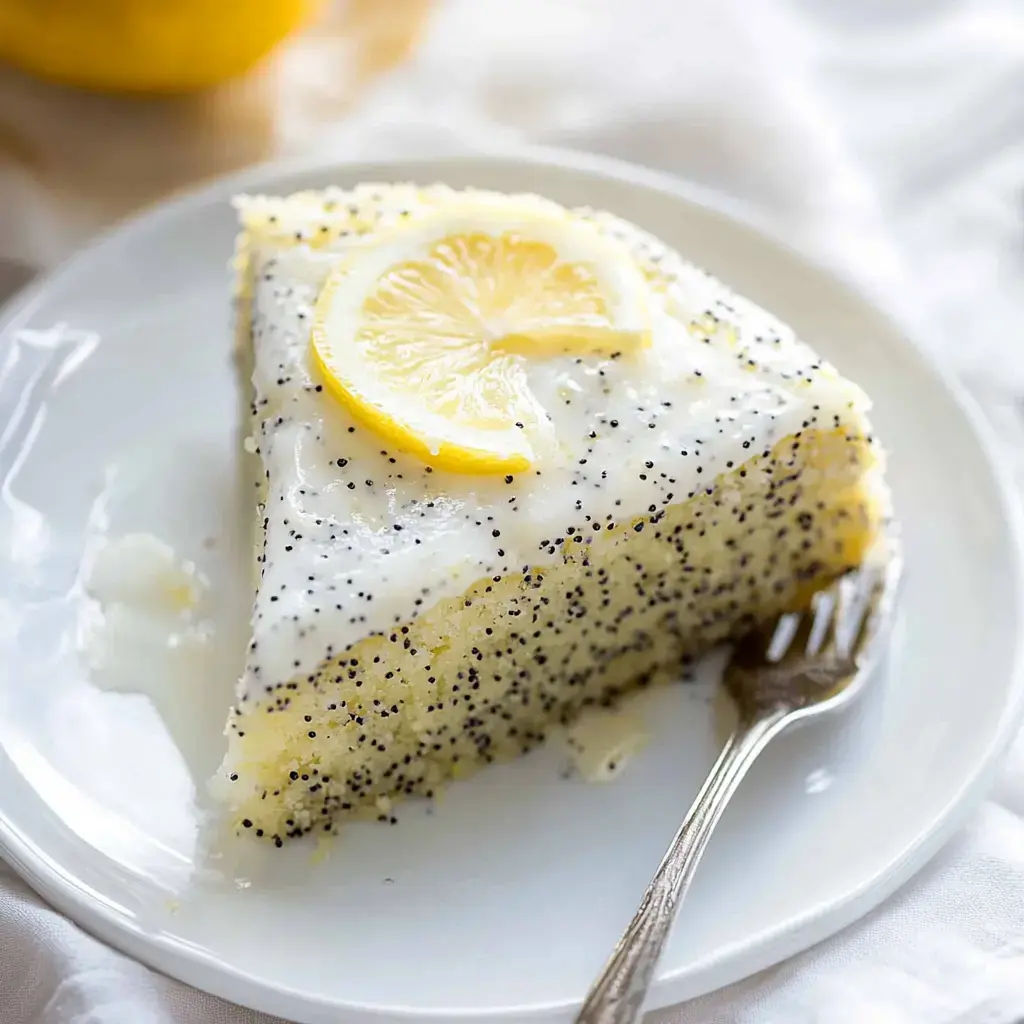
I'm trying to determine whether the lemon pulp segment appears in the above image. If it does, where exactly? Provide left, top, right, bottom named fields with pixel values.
left=310, top=204, right=652, bottom=474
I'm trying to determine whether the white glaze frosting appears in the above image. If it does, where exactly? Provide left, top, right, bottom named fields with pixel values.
left=236, top=186, right=872, bottom=695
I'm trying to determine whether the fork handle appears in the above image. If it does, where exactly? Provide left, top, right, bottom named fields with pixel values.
left=575, top=708, right=790, bottom=1024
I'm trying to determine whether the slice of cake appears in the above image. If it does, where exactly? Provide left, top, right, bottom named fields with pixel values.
left=216, top=184, right=886, bottom=844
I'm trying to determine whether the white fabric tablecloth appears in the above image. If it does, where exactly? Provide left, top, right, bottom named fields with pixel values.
left=2, top=1, right=1024, bottom=1021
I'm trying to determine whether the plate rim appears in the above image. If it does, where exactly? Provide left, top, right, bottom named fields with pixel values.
left=2, top=143, right=1024, bottom=1022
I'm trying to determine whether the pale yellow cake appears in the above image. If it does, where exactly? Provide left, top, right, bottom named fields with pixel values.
left=215, top=184, right=886, bottom=845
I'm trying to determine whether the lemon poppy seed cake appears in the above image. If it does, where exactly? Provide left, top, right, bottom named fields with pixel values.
left=217, top=184, right=886, bottom=844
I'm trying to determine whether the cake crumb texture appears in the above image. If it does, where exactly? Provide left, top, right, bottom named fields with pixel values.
left=216, top=184, right=886, bottom=843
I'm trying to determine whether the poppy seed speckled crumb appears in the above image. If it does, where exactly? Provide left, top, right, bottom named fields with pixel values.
left=213, top=184, right=887, bottom=844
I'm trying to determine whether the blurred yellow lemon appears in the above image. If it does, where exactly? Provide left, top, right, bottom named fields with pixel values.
left=0, top=0, right=320, bottom=94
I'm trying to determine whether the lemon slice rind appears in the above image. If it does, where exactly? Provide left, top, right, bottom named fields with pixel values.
left=311, top=199, right=653, bottom=475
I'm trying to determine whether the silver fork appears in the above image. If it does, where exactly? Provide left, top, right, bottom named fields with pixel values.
left=576, top=549, right=904, bottom=1024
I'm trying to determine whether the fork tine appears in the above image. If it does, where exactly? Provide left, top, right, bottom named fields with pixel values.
left=831, top=571, right=862, bottom=660
left=858, top=549, right=904, bottom=661
left=827, top=573, right=859, bottom=662
left=766, top=611, right=802, bottom=663
left=805, top=583, right=838, bottom=657
left=835, top=560, right=888, bottom=660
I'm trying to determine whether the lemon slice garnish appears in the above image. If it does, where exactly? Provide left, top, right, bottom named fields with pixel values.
left=310, top=199, right=652, bottom=474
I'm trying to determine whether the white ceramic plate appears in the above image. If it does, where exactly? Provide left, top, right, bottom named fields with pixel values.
left=1, top=150, right=1022, bottom=1024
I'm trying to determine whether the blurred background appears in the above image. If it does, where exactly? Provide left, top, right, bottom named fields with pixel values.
left=0, top=0, right=1021, bottom=414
